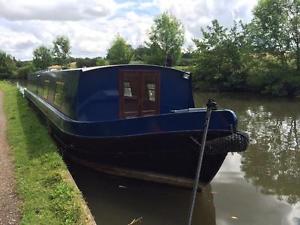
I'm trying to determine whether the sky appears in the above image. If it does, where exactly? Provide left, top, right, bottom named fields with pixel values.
left=0, top=0, right=258, bottom=60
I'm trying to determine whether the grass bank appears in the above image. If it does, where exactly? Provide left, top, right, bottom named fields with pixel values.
left=0, top=81, right=95, bottom=225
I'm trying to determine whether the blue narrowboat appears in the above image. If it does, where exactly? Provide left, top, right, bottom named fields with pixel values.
left=25, top=65, right=248, bottom=186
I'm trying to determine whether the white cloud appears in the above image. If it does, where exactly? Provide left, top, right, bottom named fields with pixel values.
left=0, top=0, right=116, bottom=21
left=0, top=0, right=258, bottom=60
left=153, top=0, right=258, bottom=47
left=0, top=25, right=40, bottom=59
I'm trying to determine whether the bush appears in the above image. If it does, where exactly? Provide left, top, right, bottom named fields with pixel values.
left=16, top=63, right=35, bottom=79
left=0, top=51, right=17, bottom=79
left=95, top=58, right=108, bottom=66
left=245, top=55, right=300, bottom=97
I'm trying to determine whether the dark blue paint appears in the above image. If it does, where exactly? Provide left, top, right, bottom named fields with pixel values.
left=75, top=65, right=194, bottom=121
left=76, top=67, right=120, bottom=121
left=26, top=65, right=238, bottom=139
left=25, top=88, right=237, bottom=138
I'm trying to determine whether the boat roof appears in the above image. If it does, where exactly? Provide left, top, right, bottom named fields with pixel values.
left=40, top=64, right=190, bottom=74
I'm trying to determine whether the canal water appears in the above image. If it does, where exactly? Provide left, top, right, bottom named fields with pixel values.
left=68, top=92, right=300, bottom=225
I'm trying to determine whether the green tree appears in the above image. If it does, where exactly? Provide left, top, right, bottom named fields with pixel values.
left=250, top=0, right=300, bottom=71
left=179, top=46, right=195, bottom=66
left=249, top=0, right=290, bottom=65
left=74, top=57, right=107, bottom=68
left=52, top=36, right=71, bottom=67
left=95, top=58, right=108, bottom=66
left=33, top=46, right=52, bottom=70
left=106, top=35, right=133, bottom=64
left=146, top=12, right=184, bottom=66
left=133, top=45, right=149, bottom=62
left=0, top=51, right=17, bottom=79
left=285, top=0, right=300, bottom=71
left=75, top=57, right=97, bottom=68
left=242, top=0, right=300, bottom=96
left=193, top=20, right=247, bottom=90
left=17, top=62, right=35, bottom=79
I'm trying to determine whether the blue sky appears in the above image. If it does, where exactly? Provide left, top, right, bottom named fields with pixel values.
left=0, top=0, right=258, bottom=60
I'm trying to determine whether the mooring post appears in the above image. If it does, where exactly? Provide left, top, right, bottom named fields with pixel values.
left=187, top=99, right=217, bottom=225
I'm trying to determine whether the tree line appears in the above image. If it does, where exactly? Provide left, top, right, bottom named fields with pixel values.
left=0, top=0, right=299, bottom=97
left=193, top=0, right=300, bottom=97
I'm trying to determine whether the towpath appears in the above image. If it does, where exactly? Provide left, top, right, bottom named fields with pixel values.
left=0, top=91, right=21, bottom=225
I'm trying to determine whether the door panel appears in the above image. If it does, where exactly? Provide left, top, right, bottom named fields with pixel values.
left=120, top=72, right=140, bottom=118
left=141, top=72, right=160, bottom=116
left=119, top=71, right=160, bottom=118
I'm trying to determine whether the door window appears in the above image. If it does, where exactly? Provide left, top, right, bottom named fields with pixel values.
left=146, top=83, right=156, bottom=102
left=142, top=73, right=159, bottom=115
left=124, top=82, right=133, bottom=97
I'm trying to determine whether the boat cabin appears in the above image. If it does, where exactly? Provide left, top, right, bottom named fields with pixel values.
left=27, top=65, right=194, bottom=121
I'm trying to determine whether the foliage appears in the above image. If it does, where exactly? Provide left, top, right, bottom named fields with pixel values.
left=16, top=62, right=35, bottom=79
left=246, top=55, right=300, bottom=96
left=75, top=57, right=97, bottom=68
left=0, top=82, right=94, bottom=225
left=178, top=47, right=195, bottom=66
left=33, top=46, right=52, bottom=70
left=95, top=58, right=108, bottom=66
left=133, top=45, right=149, bottom=62
left=106, top=35, right=133, bottom=64
left=52, top=36, right=71, bottom=67
left=0, top=51, right=17, bottom=79
left=74, top=57, right=108, bottom=68
left=192, top=0, right=300, bottom=96
left=143, top=43, right=165, bottom=65
left=245, top=0, right=300, bottom=95
left=193, top=20, right=247, bottom=91
left=248, top=0, right=300, bottom=70
left=146, top=12, right=184, bottom=66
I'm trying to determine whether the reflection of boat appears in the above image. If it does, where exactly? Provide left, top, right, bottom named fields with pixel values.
left=69, top=163, right=216, bottom=225
left=24, top=65, right=249, bottom=186
left=192, top=185, right=216, bottom=225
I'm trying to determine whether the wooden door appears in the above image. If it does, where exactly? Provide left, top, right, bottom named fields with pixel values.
left=119, top=71, right=160, bottom=118
left=141, top=71, right=160, bottom=116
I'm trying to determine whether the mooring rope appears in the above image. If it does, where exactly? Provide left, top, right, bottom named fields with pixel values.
left=187, top=99, right=217, bottom=225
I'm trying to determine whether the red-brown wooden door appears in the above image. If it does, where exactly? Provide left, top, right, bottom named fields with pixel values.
left=119, top=71, right=160, bottom=118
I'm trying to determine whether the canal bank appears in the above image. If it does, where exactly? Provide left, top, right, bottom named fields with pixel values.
left=0, top=81, right=96, bottom=225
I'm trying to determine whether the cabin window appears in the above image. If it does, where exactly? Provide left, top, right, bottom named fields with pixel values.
left=54, top=81, right=64, bottom=107
left=43, top=80, right=50, bottom=99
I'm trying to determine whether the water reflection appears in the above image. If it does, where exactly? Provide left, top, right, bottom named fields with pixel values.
left=213, top=167, right=296, bottom=225
left=196, top=92, right=300, bottom=205
left=242, top=110, right=300, bottom=204
left=68, top=163, right=216, bottom=225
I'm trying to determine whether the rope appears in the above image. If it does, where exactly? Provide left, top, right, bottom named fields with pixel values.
left=187, top=99, right=217, bottom=225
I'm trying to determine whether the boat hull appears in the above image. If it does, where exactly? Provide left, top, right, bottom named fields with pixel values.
left=51, top=124, right=228, bottom=185
left=24, top=88, right=248, bottom=186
